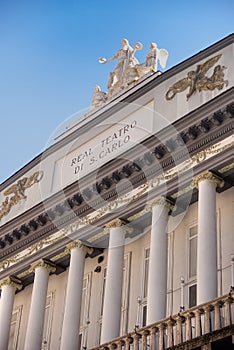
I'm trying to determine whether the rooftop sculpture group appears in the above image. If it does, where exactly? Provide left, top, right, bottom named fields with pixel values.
left=90, top=38, right=168, bottom=111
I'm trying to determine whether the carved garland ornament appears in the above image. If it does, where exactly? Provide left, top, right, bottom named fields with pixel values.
left=0, top=170, right=44, bottom=221
left=165, top=54, right=228, bottom=101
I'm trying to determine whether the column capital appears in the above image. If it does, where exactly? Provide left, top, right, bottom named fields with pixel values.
left=193, top=171, right=224, bottom=188
left=104, top=218, right=133, bottom=234
left=30, top=259, right=56, bottom=274
left=65, top=240, right=93, bottom=256
left=0, top=276, right=22, bottom=291
left=146, top=197, right=175, bottom=212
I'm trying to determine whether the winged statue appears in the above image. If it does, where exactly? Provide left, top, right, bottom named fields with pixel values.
left=165, top=54, right=228, bottom=100
left=0, top=171, right=43, bottom=221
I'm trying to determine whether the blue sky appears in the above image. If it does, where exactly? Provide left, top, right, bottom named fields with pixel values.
left=0, top=0, right=233, bottom=184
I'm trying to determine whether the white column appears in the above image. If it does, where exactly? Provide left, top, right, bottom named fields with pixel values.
left=146, top=198, right=173, bottom=325
left=60, top=241, right=93, bottom=350
left=101, top=219, right=127, bottom=344
left=0, top=277, right=22, bottom=350
left=24, top=260, right=56, bottom=350
left=195, top=171, right=224, bottom=305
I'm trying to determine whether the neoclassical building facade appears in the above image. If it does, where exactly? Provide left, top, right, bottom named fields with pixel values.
left=0, top=34, right=233, bottom=350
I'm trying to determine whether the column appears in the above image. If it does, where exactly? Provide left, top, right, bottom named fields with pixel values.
left=146, top=198, right=173, bottom=325
left=0, top=276, right=22, bottom=350
left=194, top=171, right=224, bottom=305
left=101, top=219, right=128, bottom=344
left=60, top=241, right=93, bottom=350
left=24, top=259, right=56, bottom=350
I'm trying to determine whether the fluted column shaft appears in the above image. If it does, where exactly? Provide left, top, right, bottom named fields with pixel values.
left=0, top=277, right=22, bottom=350
left=24, top=260, right=56, bottom=350
left=147, top=198, right=172, bottom=325
left=195, top=172, right=224, bottom=304
left=101, top=219, right=127, bottom=344
left=60, top=241, right=92, bottom=350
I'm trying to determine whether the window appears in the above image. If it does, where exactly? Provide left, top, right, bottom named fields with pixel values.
left=42, top=292, right=55, bottom=349
left=143, top=248, right=150, bottom=299
left=189, top=284, right=197, bottom=308
left=188, top=225, right=197, bottom=308
left=120, top=252, right=131, bottom=335
left=141, top=248, right=150, bottom=327
left=79, top=273, right=92, bottom=349
left=8, top=306, right=22, bottom=350
left=188, top=226, right=197, bottom=279
left=100, top=267, right=107, bottom=318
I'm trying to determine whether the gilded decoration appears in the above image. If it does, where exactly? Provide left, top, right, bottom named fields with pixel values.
left=0, top=276, right=22, bottom=291
left=65, top=241, right=93, bottom=255
left=30, top=259, right=56, bottom=274
left=105, top=218, right=133, bottom=234
left=146, top=197, right=175, bottom=212
left=165, top=54, right=228, bottom=100
left=193, top=171, right=224, bottom=189
left=0, top=170, right=44, bottom=221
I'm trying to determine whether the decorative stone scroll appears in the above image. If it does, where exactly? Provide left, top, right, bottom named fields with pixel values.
left=146, top=196, right=175, bottom=212
left=0, top=276, right=22, bottom=291
left=30, top=259, right=56, bottom=274
left=193, top=171, right=224, bottom=189
left=65, top=241, right=93, bottom=256
left=104, top=218, right=133, bottom=234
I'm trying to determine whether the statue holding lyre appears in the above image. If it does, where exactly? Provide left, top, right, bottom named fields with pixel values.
left=99, top=38, right=143, bottom=92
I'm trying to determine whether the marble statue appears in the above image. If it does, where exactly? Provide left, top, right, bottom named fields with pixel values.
left=145, top=43, right=168, bottom=72
left=91, top=38, right=168, bottom=107
left=99, top=39, right=142, bottom=94
left=90, top=85, right=107, bottom=111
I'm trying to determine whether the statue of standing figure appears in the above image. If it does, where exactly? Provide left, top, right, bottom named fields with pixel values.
left=90, top=85, right=107, bottom=111
left=99, top=39, right=142, bottom=93
left=145, top=42, right=168, bottom=72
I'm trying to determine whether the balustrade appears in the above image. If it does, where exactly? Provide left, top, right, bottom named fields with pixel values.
left=92, top=292, right=233, bottom=350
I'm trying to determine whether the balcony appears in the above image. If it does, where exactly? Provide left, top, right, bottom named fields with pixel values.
left=92, top=291, right=234, bottom=350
